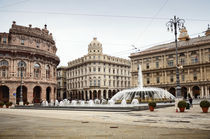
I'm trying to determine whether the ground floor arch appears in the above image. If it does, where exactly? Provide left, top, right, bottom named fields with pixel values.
left=192, top=86, right=200, bottom=98
left=169, top=87, right=176, bottom=97
left=0, top=85, right=9, bottom=103
left=98, top=90, right=101, bottom=100
left=103, top=90, right=106, bottom=99
left=181, top=86, right=187, bottom=99
left=33, top=86, right=41, bottom=103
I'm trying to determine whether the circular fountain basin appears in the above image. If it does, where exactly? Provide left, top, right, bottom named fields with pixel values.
left=111, top=87, right=175, bottom=104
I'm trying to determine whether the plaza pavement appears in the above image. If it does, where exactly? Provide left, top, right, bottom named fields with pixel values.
left=0, top=104, right=209, bottom=138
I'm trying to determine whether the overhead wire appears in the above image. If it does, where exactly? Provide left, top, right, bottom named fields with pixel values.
left=133, top=0, right=169, bottom=44
left=0, top=10, right=210, bottom=22
left=0, top=0, right=30, bottom=9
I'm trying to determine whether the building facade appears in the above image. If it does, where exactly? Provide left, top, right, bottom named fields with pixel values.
left=57, top=66, right=67, bottom=101
left=65, top=38, right=131, bottom=100
left=130, top=26, right=210, bottom=99
left=0, top=21, right=60, bottom=104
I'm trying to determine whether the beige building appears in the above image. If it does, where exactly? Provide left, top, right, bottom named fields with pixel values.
left=57, top=66, right=67, bottom=101
left=0, top=21, right=60, bottom=104
left=130, top=26, right=210, bottom=99
left=66, top=38, right=131, bottom=100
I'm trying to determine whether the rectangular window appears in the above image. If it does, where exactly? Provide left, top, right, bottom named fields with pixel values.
left=146, top=63, right=149, bottom=69
left=170, top=75, right=173, bottom=82
left=147, top=78, right=150, bottom=84
left=180, top=58, right=185, bottom=65
left=181, top=74, right=185, bottom=81
left=104, top=80, right=106, bottom=86
left=156, top=62, right=159, bottom=68
left=168, top=60, right=174, bottom=67
left=3, top=37, right=7, bottom=43
left=191, top=56, right=198, bottom=64
left=156, top=77, right=160, bottom=83
left=98, top=67, right=100, bottom=72
left=98, top=80, right=100, bottom=86
left=193, top=73, right=197, bottom=80
left=21, top=40, right=24, bottom=45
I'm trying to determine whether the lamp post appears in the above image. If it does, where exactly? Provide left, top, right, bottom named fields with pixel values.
left=166, top=16, right=185, bottom=98
left=19, top=61, right=24, bottom=105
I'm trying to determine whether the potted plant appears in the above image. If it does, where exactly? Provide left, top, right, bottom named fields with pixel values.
left=148, top=101, right=156, bottom=111
left=0, top=102, right=4, bottom=108
left=178, top=100, right=187, bottom=112
left=26, top=101, right=29, bottom=105
left=200, top=100, right=210, bottom=113
left=5, top=102, right=10, bottom=108
left=9, top=102, right=13, bottom=106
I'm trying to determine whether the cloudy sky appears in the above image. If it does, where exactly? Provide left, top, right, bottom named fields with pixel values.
left=0, top=0, right=210, bottom=66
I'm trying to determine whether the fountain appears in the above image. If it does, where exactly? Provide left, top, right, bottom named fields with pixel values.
left=111, top=65, right=175, bottom=103
left=33, top=65, right=174, bottom=111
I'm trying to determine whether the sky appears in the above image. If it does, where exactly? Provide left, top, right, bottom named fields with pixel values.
left=0, top=0, right=210, bottom=66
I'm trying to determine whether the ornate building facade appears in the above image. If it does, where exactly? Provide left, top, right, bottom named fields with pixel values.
left=130, top=26, right=210, bottom=99
left=57, top=66, right=67, bottom=101
left=65, top=38, right=131, bottom=100
left=0, top=21, right=60, bottom=104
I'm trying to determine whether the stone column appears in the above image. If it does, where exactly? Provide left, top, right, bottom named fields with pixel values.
left=87, top=91, right=90, bottom=100
left=41, top=86, right=46, bottom=101
left=27, top=85, right=33, bottom=104
left=205, top=86, right=208, bottom=98
left=204, top=66, right=207, bottom=81
left=9, top=84, right=16, bottom=104
left=164, top=71, right=167, bottom=84
left=188, top=87, right=192, bottom=97
left=201, top=86, right=204, bottom=98
left=187, top=69, right=190, bottom=82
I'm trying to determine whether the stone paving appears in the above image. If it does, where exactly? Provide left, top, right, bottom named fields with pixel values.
left=0, top=104, right=210, bottom=138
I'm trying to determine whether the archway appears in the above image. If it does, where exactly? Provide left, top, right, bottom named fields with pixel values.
left=169, top=87, right=176, bottom=97
left=113, top=90, right=116, bottom=96
left=108, top=90, right=112, bottom=99
left=63, top=92, right=67, bottom=99
left=93, top=90, right=97, bottom=100
left=85, top=91, right=88, bottom=100
left=89, top=91, right=92, bottom=100
left=46, top=87, right=51, bottom=102
left=16, top=86, right=27, bottom=104
left=82, top=91, right=84, bottom=100
left=98, top=90, right=101, bottom=100
left=181, top=87, right=187, bottom=99
left=0, top=85, right=9, bottom=103
left=33, top=86, right=41, bottom=103
left=192, top=86, right=200, bottom=98
left=103, top=90, right=106, bottom=99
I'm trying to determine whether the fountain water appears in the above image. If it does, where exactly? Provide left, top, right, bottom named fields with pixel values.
left=111, top=65, right=175, bottom=103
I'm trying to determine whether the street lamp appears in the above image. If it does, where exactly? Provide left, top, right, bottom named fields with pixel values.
left=19, top=61, right=24, bottom=105
left=166, top=16, right=185, bottom=98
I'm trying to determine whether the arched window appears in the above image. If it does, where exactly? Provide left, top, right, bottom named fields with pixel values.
left=18, top=61, right=26, bottom=77
left=34, top=63, right=41, bottom=78
left=45, top=65, right=50, bottom=79
left=0, top=60, right=9, bottom=77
